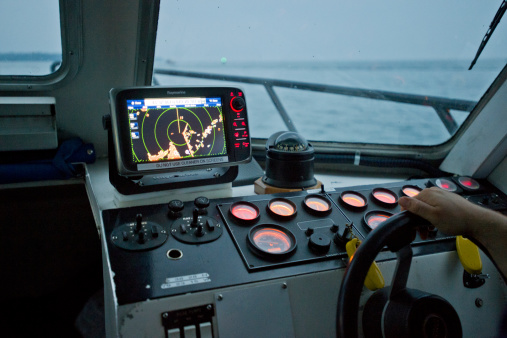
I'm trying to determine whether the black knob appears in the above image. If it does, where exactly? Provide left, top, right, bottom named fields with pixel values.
left=231, top=97, right=245, bottom=111
left=305, top=226, right=315, bottom=236
left=168, top=200, right=184, bottom=218
left=168, top=200, right=184, bottom=212
left=195, top=196, right=210, bottom=208
left=309, top=233, right=331, bottom=253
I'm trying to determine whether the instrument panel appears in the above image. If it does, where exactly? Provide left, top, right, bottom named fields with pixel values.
left=102, top=176, right=506, bottom=308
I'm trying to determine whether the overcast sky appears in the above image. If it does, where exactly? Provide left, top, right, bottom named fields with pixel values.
left=155, top=0, right=507, bottom=63
left=0, top=0, right=506, bottom=63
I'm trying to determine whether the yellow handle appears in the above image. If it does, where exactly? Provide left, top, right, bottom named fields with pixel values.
left=346, top=238, right=385, bottom=291
left=456, top=235, right=482, bottom=275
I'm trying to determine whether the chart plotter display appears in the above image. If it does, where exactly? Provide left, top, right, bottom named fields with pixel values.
left=127, top=97, right=227, bottom=171
left=110, top=87, right=251, bottom=177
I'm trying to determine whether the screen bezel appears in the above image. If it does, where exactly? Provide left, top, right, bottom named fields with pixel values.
left=110, top=87, right=251, bottom=177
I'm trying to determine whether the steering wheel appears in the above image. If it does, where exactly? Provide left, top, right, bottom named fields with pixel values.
left=336, top=211, right=462, bottom=338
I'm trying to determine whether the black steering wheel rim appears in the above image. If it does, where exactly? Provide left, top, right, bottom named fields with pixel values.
left=336, top=210, right=426, bottom=338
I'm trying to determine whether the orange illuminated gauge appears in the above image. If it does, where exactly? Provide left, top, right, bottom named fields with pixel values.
left=435, top=178, right=458, bottom=192
left=267, top=198, right=297, bottom=218
left=230, top=201, right=260, bottom=224
left=402, top=185, right=422, bottom=197
left=371, top=188, right=398, bottom=207
left=364, top=211, right=394, bottom=231
left=340, top=191, right=367, bottom=210
left=248, top=224, right=296, bottom=257
left=457, top=177, right=480, bottom=190
left=303, top=195, right=332, bottom=215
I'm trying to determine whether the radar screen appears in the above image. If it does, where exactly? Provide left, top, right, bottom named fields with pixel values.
left=127, top=97, right=228, bottom=171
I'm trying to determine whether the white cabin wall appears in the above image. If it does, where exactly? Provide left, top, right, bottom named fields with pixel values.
left=489, top=156, right=507, bottom=194
left=53, top=0, right=141, bottom=157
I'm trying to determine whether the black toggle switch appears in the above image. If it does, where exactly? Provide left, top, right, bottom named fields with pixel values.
left=180, top=224, right=187, bottom=234
left=207, top=219, right=215, bottom=232
left=305, top=226, right=315, bottom=236
left=137, top=231, right=146, bottom=244
left=135, top=214, right=143, bottom=233
left=192, top=208, right=199, bottom=226
left=195, top=225, right=205, bottom=237
left=151, top=225, right=159, bottom=238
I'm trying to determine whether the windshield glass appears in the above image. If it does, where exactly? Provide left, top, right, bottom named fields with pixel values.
left=0, top=0, right=62, bottom=76
left=153, top=0, right=507, bottom=146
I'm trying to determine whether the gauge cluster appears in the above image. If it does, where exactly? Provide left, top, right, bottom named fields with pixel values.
left=101, top=177, right=507, bottom=305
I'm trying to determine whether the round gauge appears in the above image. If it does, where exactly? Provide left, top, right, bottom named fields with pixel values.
left=371, top=188, right=398, bottom=207
left=230, top=201, right=260, bottom=224
left=402, top=185, right=422, bottom=197
left=340, top=191, right=367, bottom=210
left=303, top=195, right=332, bottom=215
left=364, top=211, right=393, bottom=231
left=457, top=177, right=480, bottom=190
left=435, top=178, right=458, bottom=192
left=248, top=224, right=296, bottom=257
left=267, top=198, right=297, bottom=218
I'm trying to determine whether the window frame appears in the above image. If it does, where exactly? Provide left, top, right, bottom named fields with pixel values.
left=0, top=0, right=82, bottom=91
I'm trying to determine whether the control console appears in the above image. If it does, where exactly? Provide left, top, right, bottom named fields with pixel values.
left=101, top=176, right=507, bottom=337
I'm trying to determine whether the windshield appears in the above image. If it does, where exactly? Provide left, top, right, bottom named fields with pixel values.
left=153, top=0, right=507, bottom=146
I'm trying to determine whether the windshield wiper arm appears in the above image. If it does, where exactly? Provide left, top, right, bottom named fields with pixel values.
left=469, top=0, right=506, bottom=70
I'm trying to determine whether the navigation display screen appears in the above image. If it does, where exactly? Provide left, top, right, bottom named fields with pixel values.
left=127, top=97, right=228, bottom=171
left=110, top=87, right=251, bottom=177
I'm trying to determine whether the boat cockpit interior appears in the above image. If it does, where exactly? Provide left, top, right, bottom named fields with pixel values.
left=1, top=1, right=506, bottom=337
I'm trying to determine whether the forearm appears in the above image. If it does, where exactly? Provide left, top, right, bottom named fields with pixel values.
left=467, top=208, right=507, bottom=280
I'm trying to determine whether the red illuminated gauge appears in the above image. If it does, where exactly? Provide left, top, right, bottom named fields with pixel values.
left=230, top=201, right=260, bottom=224
left=267, top=198, right=297, bottom=219
left=363, top=211, right=393, bottom=231
left=456, top=177, right=480, bottom=190
left=303, top=195, right=332, bottom=215
left=248, top=224, right=296, bottom=257
left=435, top=178, right=458, bottom=192
left=371, top=188, right=398, bottom=207
left=401, top=185, right=422, bottom=197
left=340, top=191, right=367, bottom=210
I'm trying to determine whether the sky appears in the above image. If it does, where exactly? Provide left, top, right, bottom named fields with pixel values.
left=0, top=0, right=506, bottom=64
left=155, top=0, right=507, bottom=63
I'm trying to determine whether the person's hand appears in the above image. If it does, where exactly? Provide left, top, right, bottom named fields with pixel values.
left=398, top=187, right=480, bottom=236
left=400, top=186, right=507, bottom=280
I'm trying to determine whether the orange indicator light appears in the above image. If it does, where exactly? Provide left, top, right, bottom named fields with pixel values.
left=252, top=228, right=292, bottom=253
left=230, top=202, right=260, bottom=222
left=373, top=191, right=396, bottom=204
left=269, top=199, right=296, bottom=216
left=363, top=210, right=393, bottom=231
left=305, top=196, right=330, bottom=211
left=342, top=193, right=366, bottom=207
left=366, top=214, right=391, bottom=230
left=340, top=191, right=367, bottom=210
left=402, top=186, right=421, bottom=197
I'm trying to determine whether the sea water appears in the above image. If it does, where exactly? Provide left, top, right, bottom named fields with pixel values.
left=153, top=59, right=505, bottom=145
